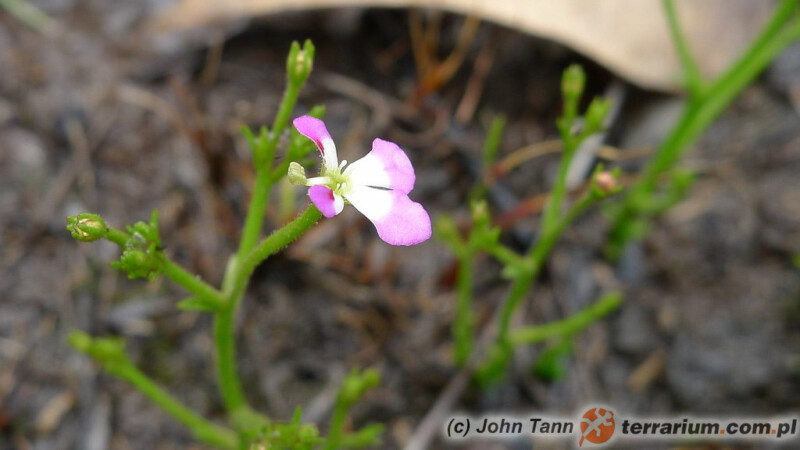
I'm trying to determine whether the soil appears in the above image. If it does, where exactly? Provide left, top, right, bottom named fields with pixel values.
left=2, top=3, right=799, bottom=450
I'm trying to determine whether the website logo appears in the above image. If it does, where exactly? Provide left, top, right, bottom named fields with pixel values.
left=444, top=406, right=798, bottom=447
left=579, top=407, right=615, bottom=446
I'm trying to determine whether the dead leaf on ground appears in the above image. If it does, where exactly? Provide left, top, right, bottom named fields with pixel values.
left=150, top=0, right=775, bottom=92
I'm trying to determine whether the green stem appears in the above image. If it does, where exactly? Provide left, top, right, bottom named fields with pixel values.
left=236, top=80, right=303, bottom=259
left=104, top=360, right=239, bottom=449
left=230, top=206, right=322, bottom=305
left=217, top=62, right=307, bottom=424
left=105, top=226, right=224, bottom=307
left=610, top=1, right=800, bottom=254
left=662, top=0, right=704, bottom=96
left=498, top=192, right=600, bottom=342
left=509, top=292, right=622, bottom=344
left=106, top=227, right=129, bottom=246
left=324, top=400, right=348, bottom=450
left=541, top=146, right=576, bottom=235
left=214, top=205, right=322, bottom=418
left=213, top=308, right=247, bottom=416
left=162, top=259, right=225, bottom=309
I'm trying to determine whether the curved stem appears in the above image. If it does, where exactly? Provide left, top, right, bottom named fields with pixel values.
left=103, top=357, right=239, bottom=449
left=214, top=205, right=322, bottom=419
left=509, top=292, right=622, bottom=345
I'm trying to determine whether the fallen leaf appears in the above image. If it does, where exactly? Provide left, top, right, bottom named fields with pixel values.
left=151, top=0, right=775, bottom=91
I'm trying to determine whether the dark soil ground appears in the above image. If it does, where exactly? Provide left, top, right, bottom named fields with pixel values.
left=2, top=2, right=800, bottom=449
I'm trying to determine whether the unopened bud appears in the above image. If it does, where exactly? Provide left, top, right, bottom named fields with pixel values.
left=593, top=171, right=619, bottom=195
left=112, top=247, right=162, bottom=280
left=584, top=98, right=611, bottom=134
left=67, top=213, right=107, bottom=242
left=561, top=65, right=586, bottom=103
left=471, top=200, right=491, bottom=230
left=288, top=161, right=307, bottom=185
left=286, top=40, right=315, bottom=82
left=340, top=368, right=380, bottom=405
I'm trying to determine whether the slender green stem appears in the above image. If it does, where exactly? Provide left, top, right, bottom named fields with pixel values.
left=486, top=244, right=525, bottom=269
left=230, top=205, right=322, bottom=305
left=498, top=192, right=601, bottom=341
left=236, top=172, right=274, bottom=266
left=609, top=0, right=800, bottom=254
left=104, top=359, right=239, bottom=449
left=509, top=292, right=622, bottom=344
left=162, top=259, right=225, bottom=308
left=105, top=227, right=129, bottom=247
left=541, top=138, right=578, bottom=234
left=105, top=226, right=224, bottom=306
left=662, top=0, right=704, bottom=96
left=214, top=205, right=322, bottom=419
left=236, top=81, right=303, bottom=259
left=213, top=309, right=247, bottom=417
left=217, top=57, right=309, bottom=424
left=324, top=400, right=348, bottom=450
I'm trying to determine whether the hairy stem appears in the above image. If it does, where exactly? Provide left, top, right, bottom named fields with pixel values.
left=215, top=205, right=322, bottom=419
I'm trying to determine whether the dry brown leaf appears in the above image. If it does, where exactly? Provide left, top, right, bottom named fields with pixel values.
left=151, top=0, right=775, bottom=91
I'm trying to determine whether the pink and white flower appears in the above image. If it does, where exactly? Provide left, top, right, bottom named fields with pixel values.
left=290, top=115, right=431, bottom=246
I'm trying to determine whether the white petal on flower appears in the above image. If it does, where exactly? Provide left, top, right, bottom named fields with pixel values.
left=321, top=137, right=339, bottom=172
left=343, top=185, right=393, bottom=222
left=333, top=192, right=344, bottom=215
left=343, top=153, right=390, bottom=188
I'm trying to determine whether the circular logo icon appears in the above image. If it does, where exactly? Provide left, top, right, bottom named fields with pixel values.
left=579, top=407, right=615, bottom=446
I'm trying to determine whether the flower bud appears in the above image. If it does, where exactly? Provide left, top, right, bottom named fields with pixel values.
left=67, top=213, right=107, bottom=242
left=584, top=98, right=611, bottom=135
left=286, top=40, right=315, bottom=82
left=340, top=368, right=380, bottom=405
left=470, top=200, right=491, bottom=231
left=592, top=170, right=620, bottom=196
left=561, top=65, right=586, bottom=105
left=287, top=161, right=308, bottom=185
left=112, top=247, right=162, bottom=280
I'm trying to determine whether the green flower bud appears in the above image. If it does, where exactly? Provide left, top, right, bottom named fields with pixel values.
left=470, top=200, right=491, bottom=231
left=561, top=65, right=586, bottom=105
left=286, top=40, right=315, bottom=82
left=112, top=247, right=162, bottom=280
left=67, top=213, right=107, bottom=242
left=584, top=97, right=612, bottom=135
left=287, top=161, right=308, bottom=185
left=340, top=368, right=380, bottom=405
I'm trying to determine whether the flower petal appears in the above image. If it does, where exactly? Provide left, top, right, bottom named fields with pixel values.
left=308, top=185, right=344, bottom=218
left=344, top=186, right=431, bottom=245
left=343, top=138, right=415, bottom=194
left=293, top=116, right=338, bottom=171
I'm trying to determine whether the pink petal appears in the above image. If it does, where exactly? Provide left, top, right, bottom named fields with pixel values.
left=344, top=138, right=415, bottom=194
left=344, top=186, right=431, bottom=246
left=308, top=185, right=343, bottom=218
left=293, top=116, right=338, bottom=170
